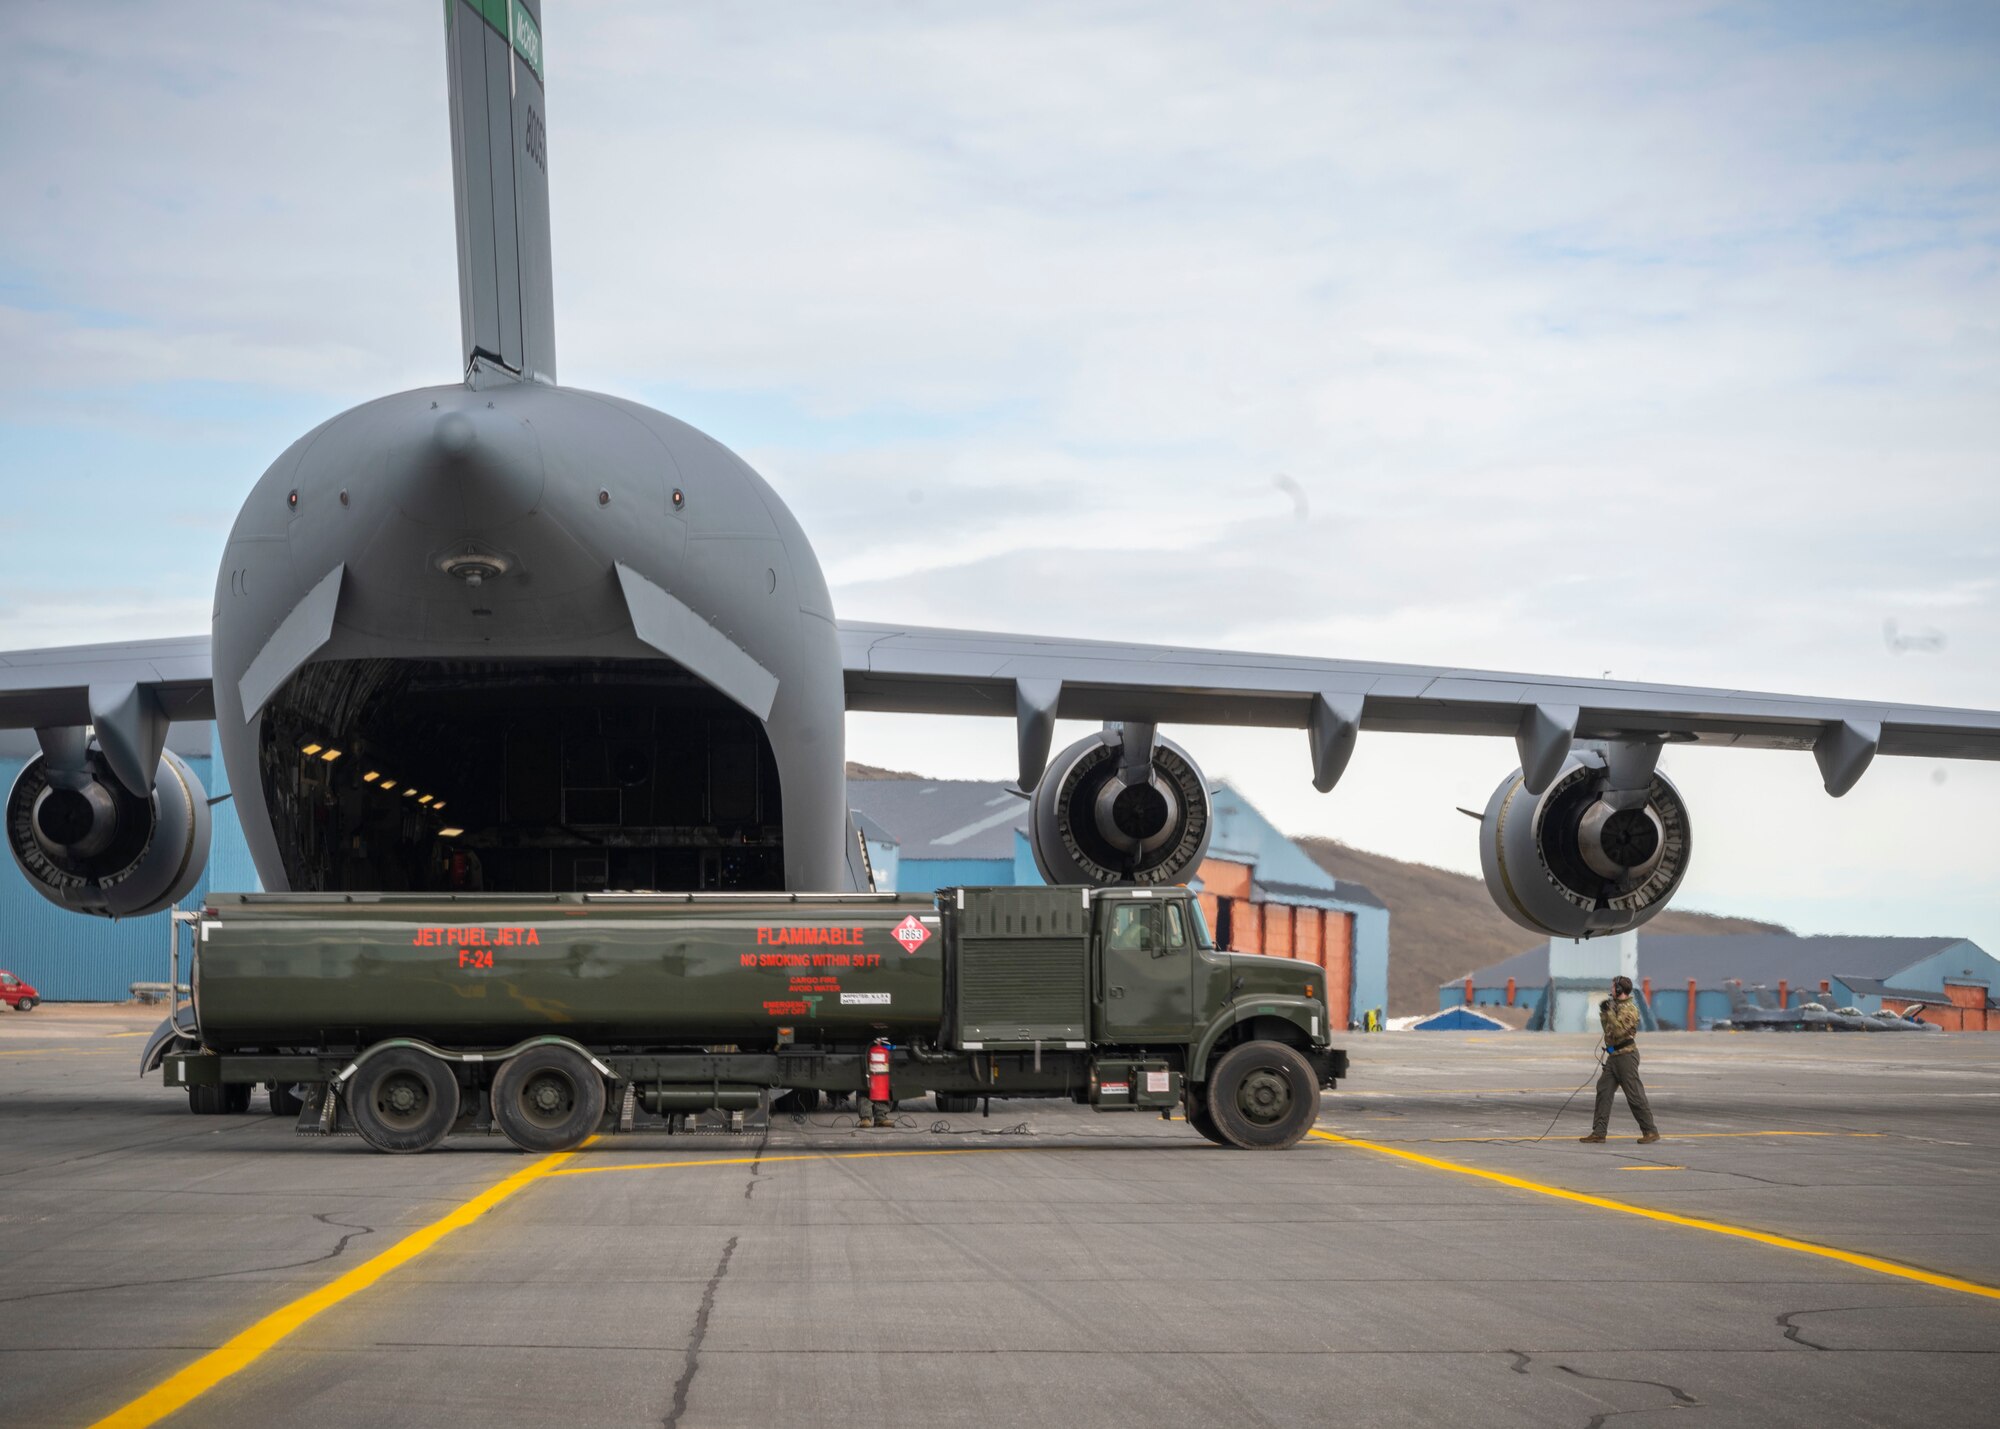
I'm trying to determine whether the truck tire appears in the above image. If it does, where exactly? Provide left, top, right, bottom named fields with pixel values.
left=268, top=1082, right=306, bottom=1117
left=1206, top=1040, right=1320, bottom=1150
left=348, top=1048, right=461, bottom=1154
left=772, top=1088, right=821, bottom=1116
left=492, top=1046, right=605, bottom=1153
left=933, top=1093, right=979, bottom=1115
left=224, top=1082, right=254, bottom=1114
left=187, top=1084, right=228, bottom=1115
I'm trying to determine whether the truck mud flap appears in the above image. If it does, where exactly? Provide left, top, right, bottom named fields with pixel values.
left=296, top=1083, right=345, bottom=1137
left=1307, top=1048, right=1349, bottom=1090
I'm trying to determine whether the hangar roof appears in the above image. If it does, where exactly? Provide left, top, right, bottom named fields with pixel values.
left=849, top=809, right=898, bottom=848
left=1836, top=974, right=1998, bottom=1007
left=1453, top=934, right=1971, bottom=991
left=1254, top=877, right=1389, bottom=911
left=846, top=779, right=1025, bottom=860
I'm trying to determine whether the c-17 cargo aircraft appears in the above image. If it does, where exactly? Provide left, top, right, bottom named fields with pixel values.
left=3, top=1, right=1998, bottom=945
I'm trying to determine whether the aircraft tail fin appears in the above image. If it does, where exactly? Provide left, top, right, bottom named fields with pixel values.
left=444, top=0, right=556, bottom=384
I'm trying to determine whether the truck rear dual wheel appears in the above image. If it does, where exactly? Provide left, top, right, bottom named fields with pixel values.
left=187, top=1082, right=255, bottom=1115
left=933, top=1093, right=979, bottom=1115
left=492, top=1046, right=605, bottom=1153
left=348, top=1049, right=461, bottom=1154
left=267, top=1083, right=306, bottom=1117
left=1207, top=1041, right=1321, bottom=1150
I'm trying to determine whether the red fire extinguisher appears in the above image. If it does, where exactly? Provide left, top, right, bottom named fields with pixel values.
left=867, top=1040, right=892, bottom=1108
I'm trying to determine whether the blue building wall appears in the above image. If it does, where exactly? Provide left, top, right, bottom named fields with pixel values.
left=0, top=726, right=260, bottom=1001
left=1012, top=830, right=1041, bottom=886
left=1442, top=981, right=1739, bottom=1029
left=890, top=857, right=1014, bottom=895
left=1351, top=905, right=1390, bottom=1027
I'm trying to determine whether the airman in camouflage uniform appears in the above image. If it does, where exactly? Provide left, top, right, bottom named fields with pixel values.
left=1580, top=974, right=1660, bottom=1144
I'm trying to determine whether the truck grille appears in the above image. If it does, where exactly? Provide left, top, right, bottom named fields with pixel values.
left=957, top=938, right=1088, bottom=1046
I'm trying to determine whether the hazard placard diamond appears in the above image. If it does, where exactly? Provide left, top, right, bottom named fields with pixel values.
left=892, top=915, right=932, bottom=952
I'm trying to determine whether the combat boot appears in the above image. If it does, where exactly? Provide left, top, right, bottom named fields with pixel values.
left=1577, top=1132, right=1606, bottom=1143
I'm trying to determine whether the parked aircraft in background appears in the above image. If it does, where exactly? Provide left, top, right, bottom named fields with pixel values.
left=1716, top=982, right=1939, bottom=1032
left=3, top=2, right=1998, bottom=947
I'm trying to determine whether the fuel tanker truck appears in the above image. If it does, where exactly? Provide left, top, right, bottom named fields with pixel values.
left=142, top=885, right=1345, bottom=1153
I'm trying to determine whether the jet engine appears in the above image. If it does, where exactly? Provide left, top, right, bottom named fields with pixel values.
left=6, top=747, right=212, bottom=918
left=1478, top=752, right=1691, bottom=939
left=1029, top=725, right=1212, bottom=886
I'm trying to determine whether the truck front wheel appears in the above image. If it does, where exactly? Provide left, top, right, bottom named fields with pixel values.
left=1207, top=1041, right=1321, bottom=1150
left=492, top=1046, right=606, bottom=1153
left=348, top=1049, right=461, bottom=1154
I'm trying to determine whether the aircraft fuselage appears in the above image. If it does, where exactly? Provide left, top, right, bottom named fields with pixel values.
left=211, top=378, right=851, bottom=895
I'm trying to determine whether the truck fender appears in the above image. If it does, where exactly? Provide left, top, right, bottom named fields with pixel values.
left=139, top=1003, right=200, bottom=1076
left=1189, top=995, right=1327, bottom=1084
left=333, top=1035, right=616, bottom=1088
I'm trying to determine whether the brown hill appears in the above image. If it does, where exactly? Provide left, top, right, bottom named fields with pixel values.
left=846, top=761, right=928, bottom=780
left=1297, top=837, right=1790, bottom=1014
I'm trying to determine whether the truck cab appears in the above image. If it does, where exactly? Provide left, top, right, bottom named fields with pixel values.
left=941, top=885, right=1344, bottom=1147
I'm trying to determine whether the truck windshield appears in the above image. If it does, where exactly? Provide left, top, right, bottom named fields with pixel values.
left=0, top=973, right=16, bottom=987
left=1184, top=900, right=1214, bottom=949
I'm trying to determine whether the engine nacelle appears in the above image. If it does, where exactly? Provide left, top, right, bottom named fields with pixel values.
left=1029, top=727, right=1212, bottom=886
left=1479, top=755, right=1691, bottom=939
left=6, top=748, right=211, bottom=918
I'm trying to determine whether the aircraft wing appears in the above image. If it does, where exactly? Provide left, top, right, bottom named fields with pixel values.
left=837, top=620, right=2000, bottom=793
left=0, top=635, right=215, bottom=730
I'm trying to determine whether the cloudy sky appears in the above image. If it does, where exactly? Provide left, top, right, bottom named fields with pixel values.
left=4, top=1, right=1997, bottom=951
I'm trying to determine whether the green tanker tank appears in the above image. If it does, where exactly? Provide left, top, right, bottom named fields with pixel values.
left=192, top=892, right=949, bottom=1048
left=148, top=885, right=1347, bottom=1154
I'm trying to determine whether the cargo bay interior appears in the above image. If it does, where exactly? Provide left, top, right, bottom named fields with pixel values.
left=259, top=658, right=785, bottom=893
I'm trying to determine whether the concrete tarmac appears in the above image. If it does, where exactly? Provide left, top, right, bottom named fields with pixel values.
left=4, top=1008, right=1998, bottom=1428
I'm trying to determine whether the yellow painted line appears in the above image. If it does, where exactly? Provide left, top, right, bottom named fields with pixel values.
left=1308, top=1129, right=2000, bottom=1303
left=550, top=1145, right=1025, bottom=1178
left=107, top=1030, right=147, bottom=1038
left=87, top=1144, right=590, bottom=1429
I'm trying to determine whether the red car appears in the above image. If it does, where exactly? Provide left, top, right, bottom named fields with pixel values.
left=2, top=971, right=39, bottom=1011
